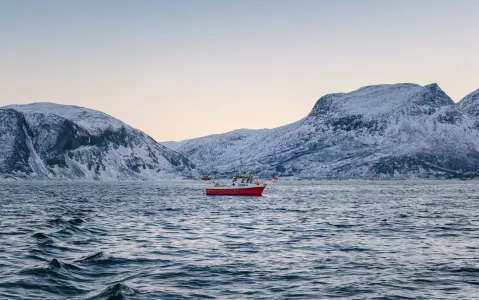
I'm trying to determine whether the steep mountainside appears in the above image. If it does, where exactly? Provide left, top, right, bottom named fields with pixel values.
left=0, top=103, right=198, bottom=180
left=164, top=83, right=479, bottom=179
left=459, top=89, right=479, bottom=116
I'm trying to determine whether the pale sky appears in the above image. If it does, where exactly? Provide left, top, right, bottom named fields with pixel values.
left=1, top=0, right=478, bottom=141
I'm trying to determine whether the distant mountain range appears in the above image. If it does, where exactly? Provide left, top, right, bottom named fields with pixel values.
left=0, top=103, right=198, bottom=180
left=162, top=83, right=479, bottom=179
left=3, top=83, right=479, bottom=180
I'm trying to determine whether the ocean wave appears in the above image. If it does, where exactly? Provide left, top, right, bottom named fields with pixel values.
left=87, top=283, right=137, bottom=300
left=77, top=251, right=112, bottom=263
left=32, top=232, right=49, bottom=240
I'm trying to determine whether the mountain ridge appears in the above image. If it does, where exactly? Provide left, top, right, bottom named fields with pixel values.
left=4, top=83, right=479, bottom=180
left=0, top=103, right=198, bottom=180
left=162, top=83, right=479, bottom=179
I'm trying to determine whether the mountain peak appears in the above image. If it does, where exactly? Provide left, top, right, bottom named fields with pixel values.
left=412, top=83, right=454, bottom=107
left=308, top=83, right=449, bottom=117
left=458, top=88, right=479, bottom=116
left=5, top=102, right=103, bottom=115
left=4, top=102, right=125, bottom=134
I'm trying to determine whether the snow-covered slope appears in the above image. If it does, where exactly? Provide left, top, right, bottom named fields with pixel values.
left=6, top=103, right=126, bottom=134
left=164, top=83, right=479, bottom=179
left=459, top=89, right=479, bottom=116
left=0, top=103, right=198, bottom=180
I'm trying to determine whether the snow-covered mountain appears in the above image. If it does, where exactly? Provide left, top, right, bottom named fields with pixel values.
left=163, top=83, right=479, bottom=179
left=0, top=103, right=198, bottom=180
left=459, top=88, right=479, bottom=116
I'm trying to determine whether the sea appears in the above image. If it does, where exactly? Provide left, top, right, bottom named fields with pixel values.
left=0, top=180, right=478, bottom=299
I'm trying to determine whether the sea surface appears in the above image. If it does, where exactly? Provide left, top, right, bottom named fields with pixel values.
left=1, top=180, right=479, bottom=299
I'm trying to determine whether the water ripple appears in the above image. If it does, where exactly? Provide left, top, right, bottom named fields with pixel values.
left=0, top=180, right=478, bottom=299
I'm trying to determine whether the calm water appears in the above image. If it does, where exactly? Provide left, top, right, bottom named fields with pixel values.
left=1, top=180, right=479, bottom=299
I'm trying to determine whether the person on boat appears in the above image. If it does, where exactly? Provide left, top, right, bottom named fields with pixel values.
left=247, top=173, right=253, bottom=183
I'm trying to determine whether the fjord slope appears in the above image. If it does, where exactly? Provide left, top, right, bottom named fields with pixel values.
left=165, top=83, right=479, bottom=179
left=0, top=103, right=198, bottom=180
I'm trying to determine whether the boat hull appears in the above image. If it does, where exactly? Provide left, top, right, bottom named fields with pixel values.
left=206, top=186, right=265, bottom=196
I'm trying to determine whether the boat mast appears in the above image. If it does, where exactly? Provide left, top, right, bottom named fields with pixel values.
left=240, top=151, right=244, bottom=175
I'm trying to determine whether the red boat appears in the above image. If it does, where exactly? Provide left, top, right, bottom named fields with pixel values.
left=206, top=176, right=266, bottom=196
left=200, top=176, right=212, bottom=181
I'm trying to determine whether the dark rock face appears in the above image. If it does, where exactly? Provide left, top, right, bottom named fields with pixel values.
left=0, top=109, right=33, bottom=176
left=0, top=103, right=198, bottom=180
left=412, top=84, right=454, bottom=107
left=308, top=94, right=341, bottom=117
left=164, top=83, right=479, bottom=179
left=459, top=89, right=479, bottom=116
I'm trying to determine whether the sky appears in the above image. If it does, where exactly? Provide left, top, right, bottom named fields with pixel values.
left=1, top=0, right=478, bottom=141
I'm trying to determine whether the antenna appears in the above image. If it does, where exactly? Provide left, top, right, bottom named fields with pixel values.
left=240, top=151, right=244, bottom=174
